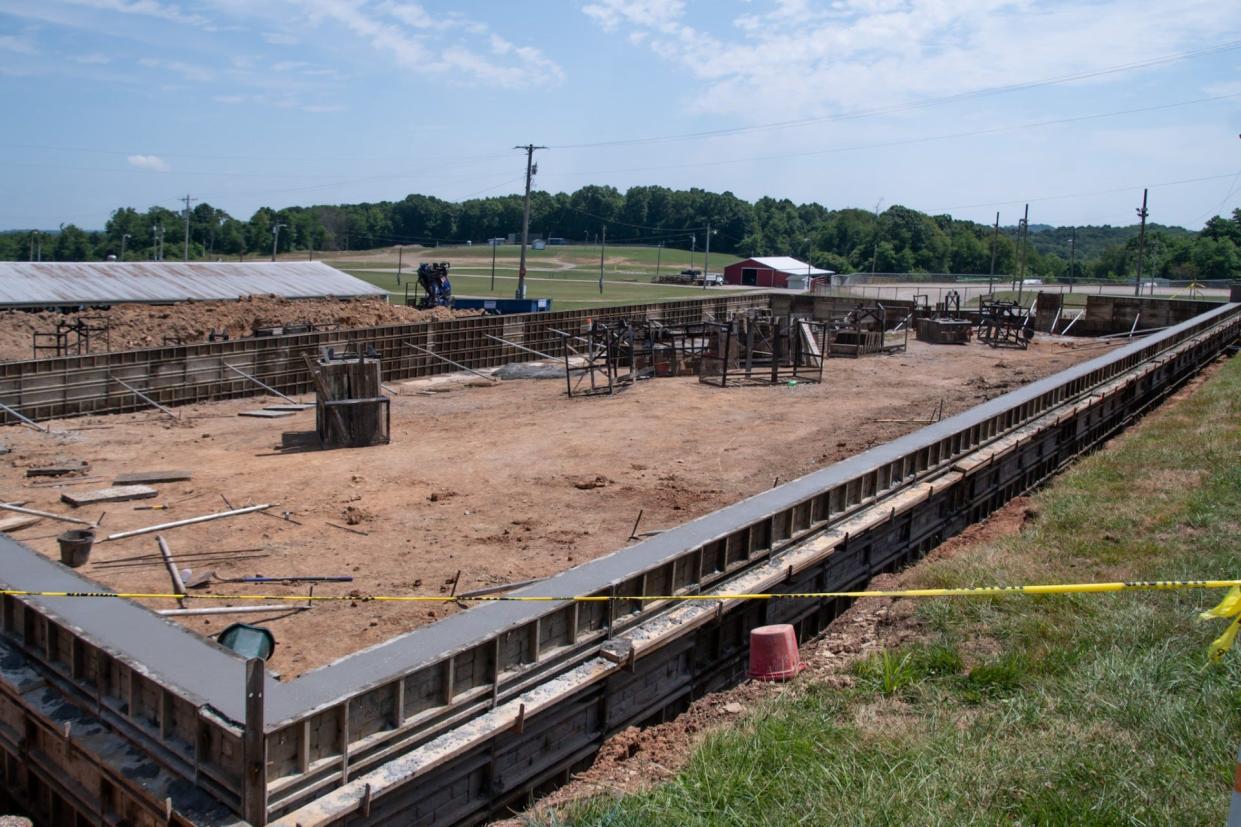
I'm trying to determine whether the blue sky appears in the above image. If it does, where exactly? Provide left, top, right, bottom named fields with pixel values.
left=1, top=0, right=1240, bottom=231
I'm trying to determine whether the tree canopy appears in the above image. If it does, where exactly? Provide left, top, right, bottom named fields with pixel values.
left=1, top=188, right=1237, bottom=281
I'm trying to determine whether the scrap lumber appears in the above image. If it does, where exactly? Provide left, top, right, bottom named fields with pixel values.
left=61, top=485, right=158, bottom=507
left=26, top=461, right=89, bottom=478
left=0, top=515, right=42, bottom=533
left=113, top=470, right=192, bottom=485
left=239, top=409, right=297, bottom=418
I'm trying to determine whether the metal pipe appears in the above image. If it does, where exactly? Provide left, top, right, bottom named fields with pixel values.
left=401, top=340, right=496, bottom=382
left=1060, top=310, right=1085, bottom=336
left=0, top=401, right=50, bottom=432
left=0, top=502, right=92, bottom=526
left=105, top=504, right=272, bottom=542
left=483, top=334, right=555, bottom=361
left=223, top=363, right=298, bottom=404
left=108, top=373, right=178, bottom=419
left=156, top=535, right=188, bottom=609
left=157, top=605, right=307, bottom=617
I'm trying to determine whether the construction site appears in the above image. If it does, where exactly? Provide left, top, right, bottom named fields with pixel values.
left=1, top=262, right=1239, bottom=826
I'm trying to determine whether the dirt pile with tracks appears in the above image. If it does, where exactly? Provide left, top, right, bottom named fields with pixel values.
left=0, top=296, right=474, bottom=362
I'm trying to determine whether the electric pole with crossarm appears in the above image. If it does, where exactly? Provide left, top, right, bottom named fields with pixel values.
left=514, top=144, right=546, bottom=300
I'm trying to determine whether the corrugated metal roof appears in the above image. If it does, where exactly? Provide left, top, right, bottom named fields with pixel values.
left=0, top=261, right=387, bottom=307
left=746, top=257, right=835, bottom=276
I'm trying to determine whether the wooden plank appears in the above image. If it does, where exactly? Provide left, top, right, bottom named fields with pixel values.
left=26, top=461, right=89, bottom=478
left=239, top=409, right=297, bottom=418
left=61, top=485, right=158, bottom=507
left=113, top=470, right=193, bottom=485
left=0, top=515, right=41, bottom=532
left=263, top=404, right=314, bottom=412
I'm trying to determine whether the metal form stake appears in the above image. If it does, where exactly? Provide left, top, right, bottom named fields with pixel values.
left=483, top=334, right=555, bottom=361
left=0, top=400, right=49, bottom=432
left=223, top=363, right=299, bottom=404
left=108, top=373, right=178, bottom=419
left=402, top=340, right=496, bottom=382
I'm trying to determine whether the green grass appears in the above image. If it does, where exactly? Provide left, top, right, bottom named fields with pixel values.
left=544, top=355, right=1241, bottom=826
left=342, top=267, right=755, bottom=309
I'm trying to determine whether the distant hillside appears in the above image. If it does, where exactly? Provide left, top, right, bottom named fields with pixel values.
left=1025, top=223, right=1194, bottom=261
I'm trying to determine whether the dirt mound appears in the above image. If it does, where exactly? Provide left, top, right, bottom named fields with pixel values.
left=0, top=296, right=474, bottom=363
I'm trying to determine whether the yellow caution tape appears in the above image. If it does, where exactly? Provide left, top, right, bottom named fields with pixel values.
left=4, top=578, right=1239, bottom=660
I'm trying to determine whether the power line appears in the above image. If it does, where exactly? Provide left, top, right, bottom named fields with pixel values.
left=929, top=170, right=1241, bottom=213
left=551, top=39, right=1241, bottom=150
left=537, top=92, right=1241, bottom=183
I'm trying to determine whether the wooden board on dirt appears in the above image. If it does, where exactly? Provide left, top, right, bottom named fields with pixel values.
left=239, top=410, right=296, bottom=418
left=263, top=404, right=314, bottom=412
left=61, top=485, right=158, bottom=507
left=26, top=461, right=89, bottom=478
left=0, top=514, right=41, bottom=532
left=113, top=470, right=193, bottom=485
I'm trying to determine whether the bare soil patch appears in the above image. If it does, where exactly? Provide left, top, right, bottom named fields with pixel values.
left=0, top=339, right=1107, bottom=680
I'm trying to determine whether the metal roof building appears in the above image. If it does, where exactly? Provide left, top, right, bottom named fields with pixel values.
left=722, top=257, right=835, bottom=290
left=0, top=261, right=387, bottom=308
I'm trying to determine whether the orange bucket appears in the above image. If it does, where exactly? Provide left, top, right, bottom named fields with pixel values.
left=747, top=624, right=806, bottom=681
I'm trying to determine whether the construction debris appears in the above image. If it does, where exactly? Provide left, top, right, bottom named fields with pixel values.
left=0, top=501, right=92, bottom=526
left=104, top=503, right=273, bottom=542
left=113, top=470, right=193, bottom=485
left=61, top=485, right=158, bottom=507
left=26, top=461, right=89, bottom=478
left=0, top=515, right=42, bottom=533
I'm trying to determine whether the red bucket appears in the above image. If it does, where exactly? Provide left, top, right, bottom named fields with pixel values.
left=748, top=624, right=806, bottom=681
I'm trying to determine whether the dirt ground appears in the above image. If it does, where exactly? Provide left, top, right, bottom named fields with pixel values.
left=0, top=296, right=469, bottom=362
left=0, top=337, right=1114, bottom=679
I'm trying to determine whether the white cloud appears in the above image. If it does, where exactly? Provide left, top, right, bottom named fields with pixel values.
left=0, top=34, right=38, bottom=54
left=59, top=0, right=210, bottom=27
left=127, top=154, right=170, bottom=171
left=582, top=0, right=1241, bottom=120
left=138, top=56, right=215, bottom=81
left=301, top=0, right=564, bottom=88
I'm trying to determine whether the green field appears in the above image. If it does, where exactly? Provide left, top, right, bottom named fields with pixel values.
left=545, top=355, right=1241, bottom=826
left=334, top=244, right=752, bottom=308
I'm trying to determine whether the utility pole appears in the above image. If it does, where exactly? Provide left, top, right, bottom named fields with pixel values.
left=1016, top=203, right=1029, bottom=304
left=598, top=225, right=606, bottom=294
left=1069, top=227, right=1077, bottom=293
left=655, top=242, right=662, bottom=280
left=1134, top=188, right=1149, bottom=297
left=988, top=212, right=999, bottom=294
left=514, top=143, right=546, bottom=300
left=702, top=221, right=713, bottom=290
left=158, top=225, right=164, bottom=261
left=869, top=198, right=884, bottom=275
left=181, top=194, right=196, bottom=261
left=490, top=238, right=497, bottom=291
left=272, top=224, right=286, bottom=261
left=29, top=231, right=35, bottom=262
left=690, top=234, right=696, bottom=272
left=395, top=245, right=404, bottom=286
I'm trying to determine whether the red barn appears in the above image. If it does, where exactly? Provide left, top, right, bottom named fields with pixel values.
left=723, top=256, right=834, bottom=290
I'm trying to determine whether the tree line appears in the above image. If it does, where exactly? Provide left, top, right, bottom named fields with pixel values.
left=2, top=186, right=1238, bottom=280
